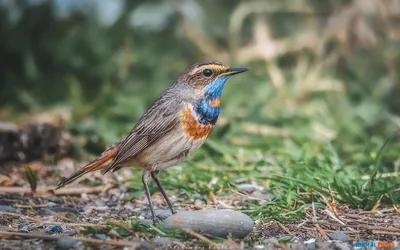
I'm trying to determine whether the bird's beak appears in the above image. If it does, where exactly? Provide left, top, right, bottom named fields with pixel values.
left=218, top=67, right=248, bottom=77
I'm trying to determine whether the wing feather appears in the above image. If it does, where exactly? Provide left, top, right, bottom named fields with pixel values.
left=102, top=93, right=182, bottom=173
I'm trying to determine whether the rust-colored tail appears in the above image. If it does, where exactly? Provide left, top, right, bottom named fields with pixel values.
left=55, top=147, right=117, bottom=190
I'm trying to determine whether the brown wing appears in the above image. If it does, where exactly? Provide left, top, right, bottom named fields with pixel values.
left=102, top=93, right=182, bottom=174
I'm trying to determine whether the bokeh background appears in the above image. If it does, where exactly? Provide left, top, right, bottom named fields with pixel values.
left=1, top=0, right=400, bottom=210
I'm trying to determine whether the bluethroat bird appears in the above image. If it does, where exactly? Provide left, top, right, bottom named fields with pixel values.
left=56, top=61, right=248, bottom=223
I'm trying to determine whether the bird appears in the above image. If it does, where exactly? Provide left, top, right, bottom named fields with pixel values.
left=56, top=60, right=248, bottom=223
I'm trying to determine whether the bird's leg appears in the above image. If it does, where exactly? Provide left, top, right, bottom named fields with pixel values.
left=151, top=171, right=176, bottom=215
left=142, top=170, right=156, bottom=224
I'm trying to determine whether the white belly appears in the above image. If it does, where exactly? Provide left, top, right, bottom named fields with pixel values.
left=136, top=127, right=206, bottom=171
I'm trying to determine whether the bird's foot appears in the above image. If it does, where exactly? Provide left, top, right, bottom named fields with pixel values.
left=154, top=213, right=170, bottom=222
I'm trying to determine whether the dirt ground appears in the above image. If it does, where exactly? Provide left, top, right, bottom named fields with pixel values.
left=0, top=160, right=399, bottom=250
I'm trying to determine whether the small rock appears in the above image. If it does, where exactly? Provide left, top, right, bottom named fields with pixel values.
left=153, top=237, right=175, bottom=245
left=262, top=237, right=279, bottom=245
left=193, top=199, right=204, bottom=210
left=56, top=238, right=80, bottom=249
left=278, top=235, right=295, bottom=243
left=64, top=228, right=76, bottom=236
left=333, top=242, right=350, bottom=250
left=44, top=225, right=63, bottom=234
left=263, top=237, right=279, bottom=250
left=315, top=241, right=350, bottom=250
left=0, top=205, right=19, bottom=213
left=290, top=241, right=307, bottom=250
left=252, top=245, right=265, bottom=249
left=162, top=209, right=254, bottom=239
left=304, top=239, right=315, bottom=250
left=107, top=201, right=117, bottom=207
left=330, top=231, right=348, bottom=242
left=19, top=225, right=29, bottom=233
left=38, top=208, right=54, bottom=216
left=49, top=207, right=80, bottom=214
left=131, top=239, right=156, bottom=250
left=237, top=184, right=264, bottom=193
left=276, top=236, right=305, bottom=249
left=249, top=193, right=274, bottom=201
left=315, top=241, right=332, bottom=250
left=44, top=196, right=64, bottom=204
left=94, top=234, right=107, bottom=241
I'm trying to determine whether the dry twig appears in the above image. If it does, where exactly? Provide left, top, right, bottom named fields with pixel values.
left=0, top=231, right=142, bottom=247
left=315, top=188, right=345, bottom=224
left=277, top=222, right=294, bottom=236
left=0, top=211, right=107, bottom=228
left=315, top=220, right=400, bottom=232
left=315, top=224, right=329, bottom=241
left=359, top=208, right=395, bottom=214
left=312, top=202, right=329, bottom=240
left=182, top=228, right=221, bottom=250
left=14, top=204, right=49, bottom=209
left=327, top=183, right=339, bottom=217
left=0, top=186, right=103, bottom=196
left=393, top=205, right=400, bottom=215
left=105, top=218, right=130, bottom=232
left=371, top=195, right=383, bottom=212
left=372, top=230, right=400, bottom=236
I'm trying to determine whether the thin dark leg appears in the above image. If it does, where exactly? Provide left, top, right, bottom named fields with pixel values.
left=151, top=171, right=176, bottom=214
left=142, top=171, right=156, bottom=224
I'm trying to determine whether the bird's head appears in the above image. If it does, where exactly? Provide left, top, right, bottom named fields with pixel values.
left=181, top=61, right=248, bottom=98
left=177, top=60, right=247, bottom=124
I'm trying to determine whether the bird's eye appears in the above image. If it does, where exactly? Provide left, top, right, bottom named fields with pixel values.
left=202, top=69, right=213, bottom=77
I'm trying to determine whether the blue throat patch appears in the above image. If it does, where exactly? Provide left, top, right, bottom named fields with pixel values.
left=196, top=76, right=230, bottom=125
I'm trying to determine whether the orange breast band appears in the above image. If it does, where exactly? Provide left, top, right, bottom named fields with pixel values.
left=181, top=105, right=215, bottom=140
left=210, top=97, right=221, bottom=107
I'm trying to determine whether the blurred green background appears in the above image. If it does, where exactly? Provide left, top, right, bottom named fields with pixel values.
left=1, top=0, right=399, bottom=210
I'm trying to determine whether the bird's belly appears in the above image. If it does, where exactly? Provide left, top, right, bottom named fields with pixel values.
left=136, top=128, right=206, bottom=171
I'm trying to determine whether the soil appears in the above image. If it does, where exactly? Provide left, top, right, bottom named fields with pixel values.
left=0, top=160, right=399, bottom=250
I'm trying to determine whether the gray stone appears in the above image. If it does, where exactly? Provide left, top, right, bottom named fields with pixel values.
left=333, top=242, right=350, bottom=250
left=330, top=231, right=349, bottom=242
left=153, top=237, right=175, bottom=245
left=249, top=193, right=274, bottom=201
left=48, top=207, right=80, bottom=214
left=38, top=208, right=54, bottom=216
left=0, top=205, right=19, bottom=213
left=44, top=224, right=63, bottom=234
left=262, top=237, right=278, bottom=245
left=19, top=225, right=29, bottom=233
left=275, top=236, right=306, bottom=250
left=263, top=238, right=280, bottom=250
left=56, top=238, right=80, bottom=249
left=315, top=241, right=350, bottom=250
left=278, top=235, right=295, bottom=243
left=44, top=196, right=64, bottom=204
left=290, top=242, right=307, bottom=250
left=94, top=233, right=107, bottom=240
left=162, top=209, right=254, bottom=239
left=64, top=228, right=76, bottom=236
left=237, top=184, right=264, bottom=193
left=315, top=241, right=332, bottom=250
left=304, top=239, right=315, bottom=250
left=252, top=245, right=266, bottom=250
left=130, top=239, right=156, bottom=250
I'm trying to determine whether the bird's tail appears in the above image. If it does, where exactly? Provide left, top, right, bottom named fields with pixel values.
left=55, top=147, right=117, bottom=190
